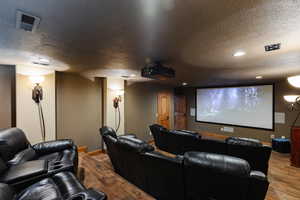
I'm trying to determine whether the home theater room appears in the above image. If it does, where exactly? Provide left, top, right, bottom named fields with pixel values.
left=1, top=0, right=300, bottom=200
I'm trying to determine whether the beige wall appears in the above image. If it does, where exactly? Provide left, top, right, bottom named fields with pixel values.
left=184, top=80, right=300, bottom=142
left=16, top=73, right=56, bottom=144
left=56, top=72, right=102, bottom=151
left=125, top=82, right=174, bottom=142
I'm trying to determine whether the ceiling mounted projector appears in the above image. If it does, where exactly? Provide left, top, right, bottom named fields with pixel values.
left=141, top=61, right=175, bottom=80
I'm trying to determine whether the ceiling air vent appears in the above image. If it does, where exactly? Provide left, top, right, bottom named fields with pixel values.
left=265, top=43, right=281, bottom=52
left=16, top=10, right=40, bottom=32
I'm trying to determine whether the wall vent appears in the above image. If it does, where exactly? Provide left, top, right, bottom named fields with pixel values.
left=265, top=43, right=281, bottom=52
left=16, top=10, right=40, bottom=32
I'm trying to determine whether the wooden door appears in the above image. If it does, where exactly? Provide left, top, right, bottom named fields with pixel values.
left=174, top=95, right=187, bottom=130
left=157, top=93, right=171, bottom=129
left=0, top=65, right=16, bottom=128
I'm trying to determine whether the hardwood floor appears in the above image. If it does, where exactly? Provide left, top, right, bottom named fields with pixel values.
left=79, top=151, right=300, bottom=200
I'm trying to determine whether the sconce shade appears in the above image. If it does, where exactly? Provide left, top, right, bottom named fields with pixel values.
left=29, top=76, right=45, bottom=84
left=288, top=75, right=300, bottom=88
left=284, top=95, right=300, bottom=103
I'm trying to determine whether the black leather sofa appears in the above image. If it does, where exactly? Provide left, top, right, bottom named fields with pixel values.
left=0, top=171, right=107, bottom=200
left=0, top=128, right=78, bottom=170
left=0, top=128, right=79, bottom=188
left=101, top=126, right=269, bottom=200
left=0, top=128, right=107, bottom=200
left=150, top=124, right=271, bottom=174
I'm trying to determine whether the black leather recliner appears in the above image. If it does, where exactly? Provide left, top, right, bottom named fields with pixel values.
left=226, top=137, right=272, bottom=174
left=101, top=127, right=269, bottom=200
left=150, top=124, right=271, bottom=174
left=0, top=171, right=107, bottom=200
left=0, top=128, right=78, bottom=173
left=184, top=151, right=269, bottom=200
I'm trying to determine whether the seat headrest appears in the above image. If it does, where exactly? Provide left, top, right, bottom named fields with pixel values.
left=100, top=126, right=117, bottom=138
left=184, top=152, right=250, bottom=177
left=117, top=137, right=154, bottom=153
left=226, top=137, right=262, bottom=147
left=0, top=128, right=30, bottom=162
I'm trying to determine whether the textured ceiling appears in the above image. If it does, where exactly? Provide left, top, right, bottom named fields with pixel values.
left=0, top=0, right=300, bottom=86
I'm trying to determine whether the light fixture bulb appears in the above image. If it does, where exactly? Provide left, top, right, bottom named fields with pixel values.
left=233, top=51, right=246, bottom=57
left=283, top=95, right=300, bottom=103
left=256, top=76, right=263, bottom=79
left=29, top=76, right=45, bottom=84
left=288, top=75, right=300, bottom=88
left=182, top=82, right=188, bottom=86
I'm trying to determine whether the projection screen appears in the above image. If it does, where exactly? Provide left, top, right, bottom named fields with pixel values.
left=196, top=84, right=274, bottom=130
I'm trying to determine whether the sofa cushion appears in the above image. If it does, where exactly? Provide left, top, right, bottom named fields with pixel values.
left=16, top=178, right=62, bottom=200
left=0, top=128, right=30, bottom=162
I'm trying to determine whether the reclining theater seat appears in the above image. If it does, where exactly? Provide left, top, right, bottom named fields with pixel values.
left=142, top=151, right=185, bottom=200
left=226, top=137, right=272, bottom=174
left=183, top=152, right=269, bottom=200
left=0, top=128, right=78, bottom=173
left=0, top=172, right=107, bottom=200
left=115, top=137, right=154, bottom=191
left=149, top=124, right=169, bottom=152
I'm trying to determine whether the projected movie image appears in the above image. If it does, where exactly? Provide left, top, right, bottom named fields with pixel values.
left=196, top=85, right=273, bottom=129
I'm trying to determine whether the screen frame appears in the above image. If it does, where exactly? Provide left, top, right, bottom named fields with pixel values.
left=195, top=83, right=275, bottom=131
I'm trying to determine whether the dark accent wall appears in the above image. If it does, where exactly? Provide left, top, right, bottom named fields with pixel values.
left=125, top=82, right=174, bottom=142
left=56, top=72, right=103, bottom=150
left=0, top=65, right=16, bottom=128
left=183, top=80, right=300, bottom=142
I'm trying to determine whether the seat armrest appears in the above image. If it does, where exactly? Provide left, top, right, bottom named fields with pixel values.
left=0, top=160, right=48, bottom=184
left=118, top=134, right=137, bottom=139
left=7, top=148, right=37, bottom=166
left=32, top=139, right=76, bottom=155
left=248, top=171, right=269, bottom=200
left=69, top=189, right=107, bottom=200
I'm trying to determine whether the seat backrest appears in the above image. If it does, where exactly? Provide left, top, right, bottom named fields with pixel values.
left=142, top=151, right=185, bottom=200
left=226, top=137, right=271, bottom=174
left=184, top=152, right=251, bottom=200
left=0, top=128, right=30, bottom=162
left=102, top=135, right=121, bottom=173
left=149, top=124, right=168, bottom=150
left=166, top=130, right=201, bottom=155
left=115, top=137, right=154, bottom=191
left=197, top=137, right=228, bottom=154
left=99, top=126, right=117, bottom=139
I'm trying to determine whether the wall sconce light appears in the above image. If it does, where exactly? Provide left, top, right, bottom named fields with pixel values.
left=288, top=75, right=300, bottom=88
left=29, top=75, right=46, bottom=142
left=284, top=95, right=300, bottom=126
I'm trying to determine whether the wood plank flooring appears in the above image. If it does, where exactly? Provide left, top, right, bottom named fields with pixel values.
left=79, top=150, right=300, bottom=200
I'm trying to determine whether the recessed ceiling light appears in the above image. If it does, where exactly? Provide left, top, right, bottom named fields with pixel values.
left=130, top=74, right=136, bottom=77
left=182, top=82, right=188, bottom=86
left=256, top=76, right=263, bottom=79
left=233, top=51, right=246, bottom=57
